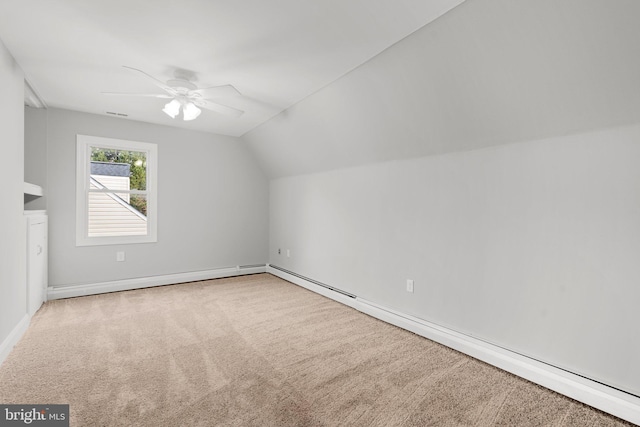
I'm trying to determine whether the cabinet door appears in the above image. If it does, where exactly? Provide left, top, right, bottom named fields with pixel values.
left=27, top=220, right=46, bottom=316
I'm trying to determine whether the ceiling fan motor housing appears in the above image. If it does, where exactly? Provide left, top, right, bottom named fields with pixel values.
left=167, top=79, right=197, bottom=94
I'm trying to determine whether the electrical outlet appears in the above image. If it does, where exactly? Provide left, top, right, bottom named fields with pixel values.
left=406, top=279, right=414, bottom=293
left=116, top=251, right=125, bottom=262
left=278, top=248, right=281, bottom=255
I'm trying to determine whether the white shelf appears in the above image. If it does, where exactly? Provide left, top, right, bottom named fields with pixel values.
left=24, top=182, right=43, bottom=197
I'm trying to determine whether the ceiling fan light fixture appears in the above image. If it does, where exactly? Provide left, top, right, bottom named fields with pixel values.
left=162, top=99, right=181, bottom=118
left=183, top=102, right=201, bottom=121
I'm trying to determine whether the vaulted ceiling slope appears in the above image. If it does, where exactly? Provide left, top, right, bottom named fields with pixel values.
left=244, top=0, right=640, bottom=178
left=0, top=0, right=464, bottom=137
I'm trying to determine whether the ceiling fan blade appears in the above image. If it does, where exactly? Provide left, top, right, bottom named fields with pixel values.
left=198, top=88, right=280, bottom=113
left=195, top=100, right=244, bottom=118
left=122, top=66, right=177, bottom=96
left=102, top=92, right=173, bottom=98
left=192, top=84, right=242, bottom=98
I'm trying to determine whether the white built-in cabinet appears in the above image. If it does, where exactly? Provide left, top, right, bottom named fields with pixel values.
left=24, top=203, right=47, bottom=316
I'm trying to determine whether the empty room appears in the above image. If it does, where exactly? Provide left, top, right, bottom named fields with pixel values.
left=1, top=0, right=639, bottom=425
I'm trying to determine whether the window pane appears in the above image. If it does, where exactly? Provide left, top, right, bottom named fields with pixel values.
left=89, top=147, right=147, bottom=191
left=88, top=192, right=148, bottom=237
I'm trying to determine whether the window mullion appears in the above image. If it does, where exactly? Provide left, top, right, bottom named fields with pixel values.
left=88, top=189, right=148, bottom=195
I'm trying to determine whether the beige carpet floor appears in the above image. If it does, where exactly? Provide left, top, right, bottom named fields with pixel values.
left=0, top=273, right=633, bottom=426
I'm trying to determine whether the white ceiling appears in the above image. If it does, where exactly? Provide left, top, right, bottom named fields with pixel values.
left=0, top=0, right=464, bottom=137
left=244, top=0, right=640, bottom=178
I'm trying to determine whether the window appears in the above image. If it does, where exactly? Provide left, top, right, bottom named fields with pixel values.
left=76, top=135, right=157, bottom=246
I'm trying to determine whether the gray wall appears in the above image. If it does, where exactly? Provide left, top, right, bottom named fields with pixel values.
left=268, top=124, right=640, bottom=396
left=24, top=107, right=47, bottom=210
left=0, top=40, right=26, bottom=347
left=243, top=0, right=640, bottom=397
left=41, top=108, right=268, bottom=287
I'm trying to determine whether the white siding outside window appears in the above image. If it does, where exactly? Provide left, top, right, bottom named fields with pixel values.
left=87, top=178, right=147, bottom=237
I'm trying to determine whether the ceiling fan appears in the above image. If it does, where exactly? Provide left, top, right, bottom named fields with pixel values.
left=102, top=66, right=245, bottom=121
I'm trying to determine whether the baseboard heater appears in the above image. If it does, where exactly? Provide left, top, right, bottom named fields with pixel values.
left=268, top=265, right=356, bottom=299
left=266, top=264, right=640, bottom=425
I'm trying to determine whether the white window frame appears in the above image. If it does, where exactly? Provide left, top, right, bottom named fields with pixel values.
left=76, top=135, right=158, bottom=246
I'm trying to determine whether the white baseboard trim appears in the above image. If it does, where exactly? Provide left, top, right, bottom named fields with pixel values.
left=47, top=265, right=267, bottom=300
left=0, top=314, right=30, bottom=367
left=267, top=265, right=640, bottom=425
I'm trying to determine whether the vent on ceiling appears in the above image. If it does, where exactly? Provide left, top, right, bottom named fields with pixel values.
left=106, top=111, right=128, bottom=117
